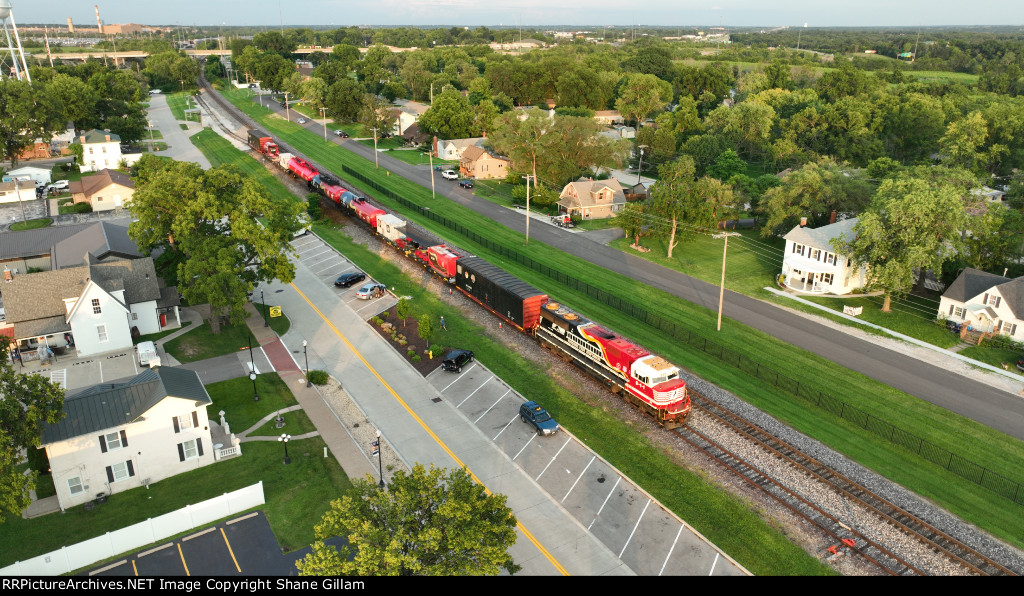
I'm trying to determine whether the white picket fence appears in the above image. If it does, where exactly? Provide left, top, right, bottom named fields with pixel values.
left=1, top=482, right=265, bottom=576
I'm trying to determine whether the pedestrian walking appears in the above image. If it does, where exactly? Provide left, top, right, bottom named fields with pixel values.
left=440, top=315, right=447, bottom=330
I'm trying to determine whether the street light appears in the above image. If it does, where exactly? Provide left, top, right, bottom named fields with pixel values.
left=302, top=340, right=310, bottom=387
left=371, top=127, right=379, bottom=169
left=522, top=175, right=534, bottom=245
left=279, top=433, right=291, bottom=465
left=249, top=371, right=259, bottom=402
left=261, top=289, right=268, bottom=327
left=712, top=232, right=741, bottom=332
left=636, top=145, right=648, bottom=185
left=375, top=430, right=385, bottom=489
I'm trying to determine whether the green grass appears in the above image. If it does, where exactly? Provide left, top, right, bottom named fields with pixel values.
left=145, top=128, right=164, bottom=140
left=179, top=123, right=189, bottom=130
left=162, top=318, right=262, bottom=364
left=134, top=320, right=193, bottom=344
left=384, top=148, right=437, bottom=166
left=802, top=294, right=959, bottom=349
left=190, top=128, right=299, bottom=205
left=217, top=82, right=1024, bottom=560
left=249, top=408, right=319, bottom=437
left=359, top=136, right=405, bottom=150
left=0, top=435, right=351, bottom=567
left=958, top=345, right=1022, bottom=369
left=205, top=373, right=298, bottom=434
left=166, top=92, right=200, bottom=122
left=142, top=142, right=168, bottom=152
left=9, top=218, right=52, bottom=231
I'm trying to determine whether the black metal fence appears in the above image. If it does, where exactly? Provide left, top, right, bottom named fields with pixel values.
left=341, top=164, right=1024, bottom=507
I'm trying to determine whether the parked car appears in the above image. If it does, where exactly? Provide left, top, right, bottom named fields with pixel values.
left=148, top=89, right=162, bottom=95
left=297, top=118, right=308, bottom=124
left=50, top=180, right=69, bottom=190
left=355, top=283, right=386, bottom=300
left=441, top=170, right=458, bottom=180
left=334, top=129, right=349, bottom=138
left=458, top=179, right=474, bottom=189
left=519, top=401, right=559, bottom=436
left=334, top=272, right=366, bottom=288
left=441, top=349, right=474, bottom=372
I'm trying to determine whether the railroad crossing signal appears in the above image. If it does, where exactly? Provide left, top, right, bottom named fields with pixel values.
left=269, top=306, right=282, bottom=318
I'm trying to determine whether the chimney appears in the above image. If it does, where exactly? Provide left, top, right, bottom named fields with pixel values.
left=800, top=217, right=807, bottom=227
left=830, top=210, right=837, bottom=224
left=105, top=134, right=110, bottom=142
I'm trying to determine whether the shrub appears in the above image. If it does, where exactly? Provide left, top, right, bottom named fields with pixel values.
left=398, top=339, right=407, bottom=346
left=73, top=202, right=93, bottom=213
left=428, top=345, right=443, bottom=358
left=308, top=370, right=329, bottom=385
left=407, top=349, right=416, bottom=357
left=370, top=316, right=382, bottom=325
left=306, top=193, right=322, bottom=221
left=380, top=311, right=390, bottom=319
left=411, top=355, right=421, bottom=362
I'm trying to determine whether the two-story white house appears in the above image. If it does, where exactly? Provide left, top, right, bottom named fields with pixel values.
left=781, top=217, right=867, bottom=295
left=3, top=254, right=180, bottom=359
left=40, top=366, right=214, bottom=511
left=78, top=129, right=141, bottom=173
left=938, top=268, right=1024, bottom=339
left=393, top=99, right=430, bottom=136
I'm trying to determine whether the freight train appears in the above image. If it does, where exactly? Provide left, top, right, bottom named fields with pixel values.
left=246, top=129, right=690, bottom=427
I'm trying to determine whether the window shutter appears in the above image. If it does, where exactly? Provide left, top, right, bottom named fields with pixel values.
left=197, top=439, right=204, bottom=457
left=996, top=297, right=1002, bottom=308
left=172, top=417, right=180, bottom=433
left=126, top=460, right=135, bottom=477
left=948, top=305, right=954, bottom=316
left=99, top=435, right=107, bottom=453
left=984, top=293, right=989, bottom=304
left=177, top=443, right=185, bottom=462
left=120, top=430, right=127, bottom=448
left=192, top=411, right=199, bottom=428
left=1012, top=324, right=1018, bottom=336
left=106, top=466, right=114, bottom=483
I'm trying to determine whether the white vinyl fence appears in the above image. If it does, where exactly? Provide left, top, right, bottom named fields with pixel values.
left=1, top=482, right=264, bottom=576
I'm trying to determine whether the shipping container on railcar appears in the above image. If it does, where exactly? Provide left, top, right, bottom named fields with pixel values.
left=376, top=213, right=407, bottom=243
left=453, top=256, right=549, bottom=332
left=276, top=152, right=295, bottom=170
left=537, top=301, right=690, bottom=426
left=424, top=244, right=464, bottom=280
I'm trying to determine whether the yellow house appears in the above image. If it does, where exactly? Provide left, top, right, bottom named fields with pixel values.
left=460, top=146, right=510, bottom=180
left=69, top=169, right=135, bottom=212
left=557, top=178, right=627, bottom=220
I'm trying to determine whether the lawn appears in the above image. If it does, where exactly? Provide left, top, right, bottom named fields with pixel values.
left=162, top=318, right=262, bottom=363
left=205, top=373, right=299, bottom=434
left=9, top=218, right=52, bottom=231
left=253, top=301, right=291, bottom=336
left=134, top=320, right=192, bottom=344
left=218, top=81, right=1024, bottom=555
left=166, top=92, right=200, bottom=122
left=190, top=128, right=300, bottom=205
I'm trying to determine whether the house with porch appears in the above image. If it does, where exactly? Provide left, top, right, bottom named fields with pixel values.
left=40, top=366, right=216, bottom=511
left=393, top=99, right=430, bottom=136
left=557, top=177, right=627, bottom=220
left=459, top=146, right=509, bottom=180
left=780, top=217, right=867, bottom=295
left=433, top=136, right=484, bottom=161
left=68, top=168, right=135, bottom=212
left=938, top=268, right=1024, bottom=340
left=1, top=254, right=180, bottom=360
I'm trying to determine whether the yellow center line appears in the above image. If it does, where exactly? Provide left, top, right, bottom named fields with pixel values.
left=221, top=527, right=242, bottom=573
left=291, top=282, right=569, bottom=576
left=177, top=543, right=190, bottom=575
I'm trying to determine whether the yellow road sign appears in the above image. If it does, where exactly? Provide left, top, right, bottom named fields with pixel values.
left=269, top=306, right=282, bottom=318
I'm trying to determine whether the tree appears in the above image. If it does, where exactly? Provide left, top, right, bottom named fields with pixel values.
left=960, top=203, right=1024, bottom=273
left=615, top=73, right=672, bottom=126
left=296, top=464, right=520, bottom=576
left=833, top=177, right=967, bottom=312
left=331, top=44, right=361, bottom=72
left=416, top=89, right=477, bottom=139
left=649, top=156, right=710, bottom=258
left=706, top=149, right=748, bottom=181
left=0, top=78, right=63, bottom=168
left=417, top=313, right=436, bottom=346
left=938, top=111, right=1007, bottom=176
left=395, top=297, right=411, bottom=328
left=615, top=201, right=650, bottom=248
left=325, top=79, right=366, bottom=123
left=128, top=156, right=304, bottom=333
left=759, top=158, right=873, bottom=237
left=359, top=94, right=397, bottom=137
left=45, top=73, right=97, bottom=130
left=0, top=342, right=64, bottom=523
left=253, top=31, right=297, bottom=55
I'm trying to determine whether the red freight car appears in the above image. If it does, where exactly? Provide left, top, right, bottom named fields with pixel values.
left=349, top=197, right=386, bottom=227
left=288, top=157, right=319, bottom=182
left=424, top=244, right=463, bottom=281
left=247, top=129, right=278, bottom=157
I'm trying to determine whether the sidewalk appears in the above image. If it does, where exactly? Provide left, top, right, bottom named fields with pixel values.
left=241, top=302, right=378, bottom=481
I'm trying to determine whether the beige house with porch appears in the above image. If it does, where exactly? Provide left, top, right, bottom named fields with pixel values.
left=557, top=178, right=626, bottom=219
left=459, top=146, right=509, bottom=180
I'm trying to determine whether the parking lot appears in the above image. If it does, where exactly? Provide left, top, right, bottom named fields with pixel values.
left=424, top=362, right=745, bottom=576
left=290, top=232, right=397, bottom=318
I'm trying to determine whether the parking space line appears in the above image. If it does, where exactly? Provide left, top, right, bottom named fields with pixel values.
left=177, top=543, right=190, bottom=575
left=137, top=543, right=175, bottom=558
left=708, top=552, right=720, bottom=576
left=492, top=415, right=517, bottom=441
left=314, top=260, right=350, bottom=275
left=589, top=476, right=621, bottom=531
left=474, top=389, right=511, bottom=423
left=619, top=498, right=651, bottom=558
left=220, top=528, right=242, bottom=573
left=536, top=436, right=572, bottom=481
left=225, top=512, right=260, bottom=524
left=301, top=248, right=333, bottom=261
left=512, top=430, right=537, bottom=460
left=456, top=377, right=492, bottom=407
left=182, top=527, right=216, bottom=541
left=88, top=560, right=128, bottom=575
left=562, top=456, right=595, bottom=503
left=659, top=524, right=685, bottom=576
left=440, top=373, right=471, bottom=393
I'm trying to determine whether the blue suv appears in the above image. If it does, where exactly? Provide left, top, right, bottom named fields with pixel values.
left=519, top=401, right=559, bottom=436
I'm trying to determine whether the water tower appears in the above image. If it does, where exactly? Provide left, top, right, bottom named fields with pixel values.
left=0, top=0, right=30, bottom=83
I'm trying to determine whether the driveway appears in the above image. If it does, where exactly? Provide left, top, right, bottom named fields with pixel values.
left=146, top=94, right=211, bottom=169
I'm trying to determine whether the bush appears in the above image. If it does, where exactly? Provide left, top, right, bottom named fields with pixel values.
left=983, top=334, right=1024, bottom=352
left=306, top=193, right=322, bottom=221
left=73, top=202, right=93, bottom=213
left=380, top=311, right=389, bottom=319
left=370, top=316, right=382, bottom=325
left=308, top=370, right=329, bottom=385
left=407, top=349, right=416, bottom=357
left=411, top=355, right=421, bottom=362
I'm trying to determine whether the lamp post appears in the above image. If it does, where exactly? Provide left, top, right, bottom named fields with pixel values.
left=522, top=175, right=534, bottom=245
left=148, top=120, right=155, bottom=152
left=261, top=289, right=268, bottom=327
left=254, top=80, right=263, bottom=108
left=423, top=151, right=435, bottom=200
left=636, top=145, right=648, bottom=185
left=279, top=433, right=291, bottom=465
left=712, top=232, right=741, bottom=331
left=284, top=91, right=290, bottom=122
left=375, top=430, right=385, bottom=489
left=371, top=127, right=379, bottom=169
left=249, top=371, right=259, bottom=402
left=302, top=340, right=310, bottom=387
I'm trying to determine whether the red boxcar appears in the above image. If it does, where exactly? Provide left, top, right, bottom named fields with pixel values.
left=425, top=245, right=462, bottom=280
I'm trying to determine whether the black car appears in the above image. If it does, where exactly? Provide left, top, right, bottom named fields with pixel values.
left=334, top=272, right=366, bottom=288
left=459, top=179, right=474, bottom=189
left=441, top=349, right=474, bottom=373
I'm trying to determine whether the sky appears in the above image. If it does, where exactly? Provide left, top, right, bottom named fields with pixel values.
left=12, top=1, right=1024, bottom=29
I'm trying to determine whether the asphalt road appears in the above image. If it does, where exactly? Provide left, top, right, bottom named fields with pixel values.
left=253, top=95, right=1024, bottom=443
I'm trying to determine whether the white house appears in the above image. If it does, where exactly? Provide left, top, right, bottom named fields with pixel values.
left=938, top=268, right=1024, bottom=340
left=781, top=217, right=867, bottom=295
left=433, top=137, right=484, bottom=161
left=2, top=254, right=180, bottom=359
left=40, top=367, right=215, bottom=510
left=393, top=99, right=430, bottom=136
left=78, top=129, right=140, bottom=172
left=0, top=180, right=38, bottom=204
left=5, top=166, right=51, bottom=187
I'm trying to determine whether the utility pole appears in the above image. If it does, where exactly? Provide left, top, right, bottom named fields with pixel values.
left=284, top=91, right=290, bottom=122
left=913, top=26, right=921, bottom=63
left=424, top=151, right=435, bottom=199
left=371, top=127, right=379, bottom=168
left=319, top=106, right=328, bottom=143
left=712, top=232, right=740, bottom=331
left=636, top=145, right=647, bottom=185
left=522, top=174, right=534, bottom=245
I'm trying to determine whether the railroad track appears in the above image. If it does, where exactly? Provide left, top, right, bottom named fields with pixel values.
left=678, top=392, right=1018, bottom=576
